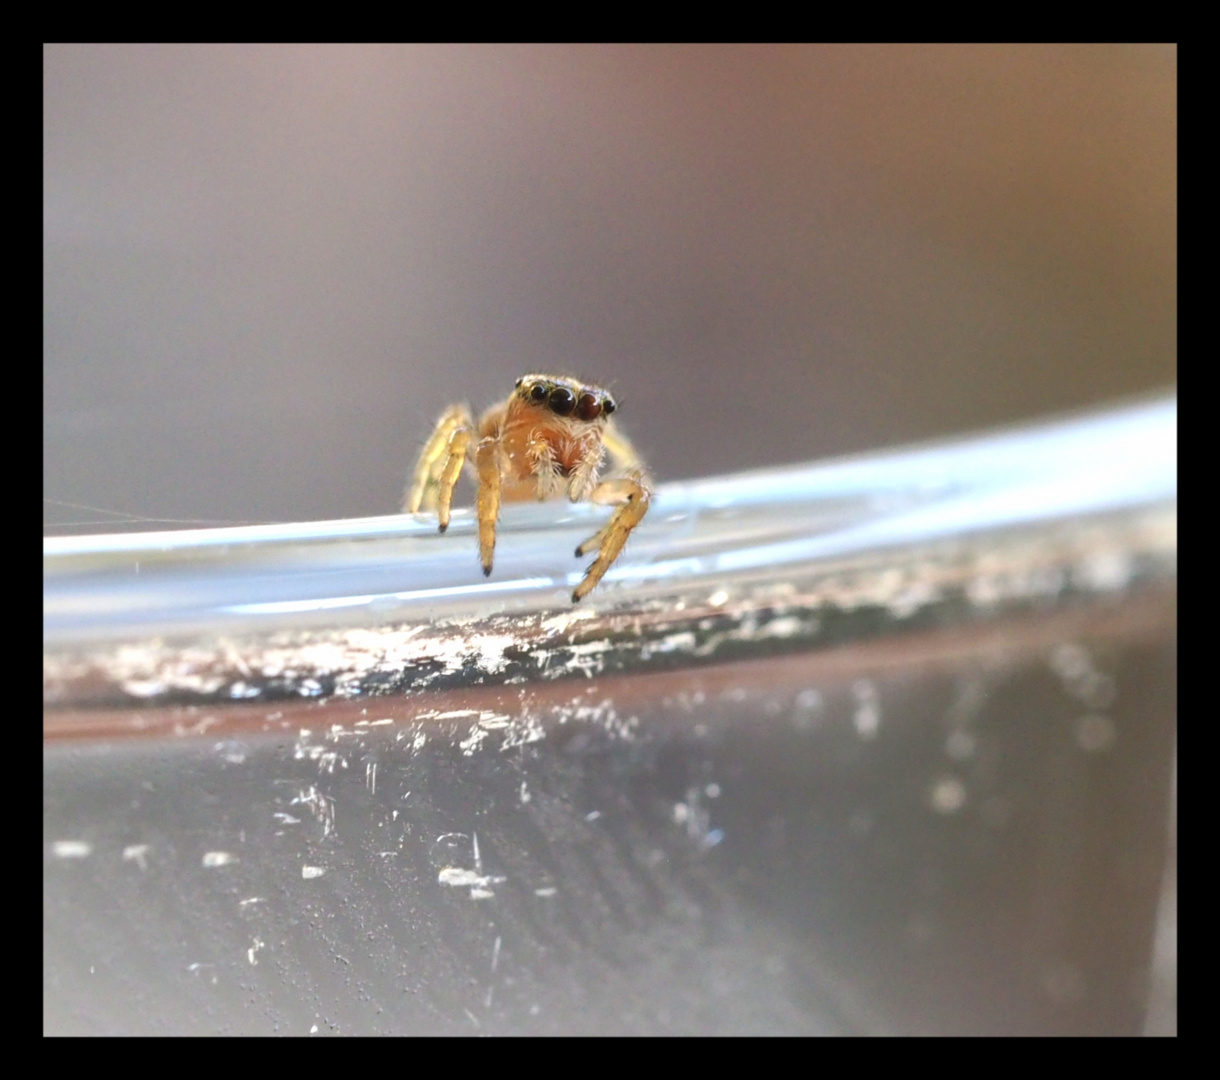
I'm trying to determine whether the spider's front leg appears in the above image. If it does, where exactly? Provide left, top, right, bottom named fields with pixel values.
left=572, top=471, right=650, bottom=602
left=404, top=404, right=474, bottom=532
left=475, top=436, right=504, bottom=576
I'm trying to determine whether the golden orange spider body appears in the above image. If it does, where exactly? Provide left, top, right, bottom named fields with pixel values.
left=406, top=375, right=650, bottom=602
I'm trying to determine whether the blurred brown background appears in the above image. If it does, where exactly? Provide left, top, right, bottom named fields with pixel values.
left=43, top=44, right=1176, bottom=532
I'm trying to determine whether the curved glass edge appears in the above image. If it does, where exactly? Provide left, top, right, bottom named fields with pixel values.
left=44, top=396, right=1176, bottom=709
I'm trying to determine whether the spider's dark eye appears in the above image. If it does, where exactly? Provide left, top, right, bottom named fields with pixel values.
left=515, top=377, right=524, bottom=388
left=529, top=383, right=549, bottom=403
left=576, top=392, right=601, bottom=421
left=549, top=386, right=576, bottom=415
left=601, top=396, right=616, bottom=416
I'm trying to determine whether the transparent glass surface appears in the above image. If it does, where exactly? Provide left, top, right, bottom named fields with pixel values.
left=45, top=398, right=1176, bottom=1034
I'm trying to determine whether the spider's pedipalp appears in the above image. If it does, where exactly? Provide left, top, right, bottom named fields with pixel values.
left=526, top=434, right=564, bottom=501
left=566, top=436, right=606, bottom=503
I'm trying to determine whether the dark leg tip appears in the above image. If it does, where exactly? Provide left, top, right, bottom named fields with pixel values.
left=574, top=545, right=583, bottom=558
left=483, top=566, right=492, bottom=577
left=570, top=591, right=582, bottom=603
left=438, top=523, right=448, bottom=534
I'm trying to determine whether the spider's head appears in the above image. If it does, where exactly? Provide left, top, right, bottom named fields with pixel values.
left=514, top=375, right=616, bottom=423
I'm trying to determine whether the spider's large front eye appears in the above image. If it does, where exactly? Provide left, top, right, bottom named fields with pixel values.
left=602, top=396, right=616, bottom=416
left=549, top=386, right=576, bottom=415
left=529, top=383, right=549, bottom=403
left=576, top=392, right=601, bottom=421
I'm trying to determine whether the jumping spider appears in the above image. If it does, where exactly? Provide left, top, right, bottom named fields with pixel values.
left=405, top=375, right=651, bottom=602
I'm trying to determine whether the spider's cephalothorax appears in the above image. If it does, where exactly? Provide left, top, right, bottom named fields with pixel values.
left=405, top=374, right=650, bottom=602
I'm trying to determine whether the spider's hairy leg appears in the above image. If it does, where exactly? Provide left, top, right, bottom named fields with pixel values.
left=404, top=404, right=474, bottom=519
left=572, top=474, right=650, bottom=602
left=434, top=426, right=472, bottom=532
left=602, top=421, right=644, bottom=473
left=475, top=436, right=503, bottom=576
left=574, top=519, right=612, bottom=559
left=404, top=405, right=465, bottom=514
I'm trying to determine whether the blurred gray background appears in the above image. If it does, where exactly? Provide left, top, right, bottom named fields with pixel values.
left=43, top=44, right=1176, bottom=533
